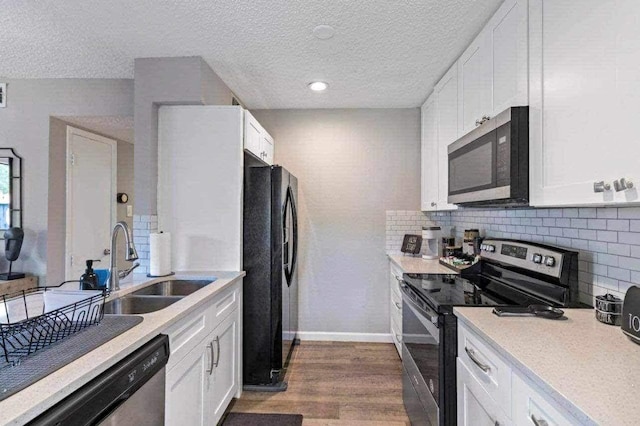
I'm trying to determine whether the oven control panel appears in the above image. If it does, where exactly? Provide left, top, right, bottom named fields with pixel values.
left=480, top=239, right=571, bottom=278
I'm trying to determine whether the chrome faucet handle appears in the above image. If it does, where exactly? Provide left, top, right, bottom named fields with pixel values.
left=118, top=262, right=140, bottom=279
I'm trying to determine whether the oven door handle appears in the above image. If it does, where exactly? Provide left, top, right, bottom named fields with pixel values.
left=400, top=282, right=439, bottom=325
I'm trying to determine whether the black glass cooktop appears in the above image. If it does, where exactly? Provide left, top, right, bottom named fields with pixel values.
left=402, top=273, right=547, bottom=313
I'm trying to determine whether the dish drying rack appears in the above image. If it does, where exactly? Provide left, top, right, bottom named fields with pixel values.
left=0, top=282, right=107, bottom=368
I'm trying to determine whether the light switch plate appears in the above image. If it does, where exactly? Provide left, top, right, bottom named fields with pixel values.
left=127, top=205, right=133, bottom=217
left=0, top=83, right=6, bottom=108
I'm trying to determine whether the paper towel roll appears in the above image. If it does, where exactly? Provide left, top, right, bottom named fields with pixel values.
left=149, top=232, right=172, bottom=276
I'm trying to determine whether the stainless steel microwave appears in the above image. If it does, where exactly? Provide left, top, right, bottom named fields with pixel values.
left=447, top=106, right=529, bottom=206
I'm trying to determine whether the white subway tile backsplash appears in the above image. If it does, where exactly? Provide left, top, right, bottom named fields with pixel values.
left=618, top=207, right=640, bottom=219
left=412, top=205, right=640, bottom=306
left=132, top=214, right=158, bottom=275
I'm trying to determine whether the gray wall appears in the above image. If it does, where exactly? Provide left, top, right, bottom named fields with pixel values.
left=134, top=57, right=236, bottom=215
left=252, top=109, right=421, bottom=335
left=0, top=79, right=133, bottom=282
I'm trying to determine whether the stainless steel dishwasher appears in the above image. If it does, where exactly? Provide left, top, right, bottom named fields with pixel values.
left=28, top=335, right=170, bottom=426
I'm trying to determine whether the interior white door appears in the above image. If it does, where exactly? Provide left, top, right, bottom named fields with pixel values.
left=65, top=127, right=116, bottom=281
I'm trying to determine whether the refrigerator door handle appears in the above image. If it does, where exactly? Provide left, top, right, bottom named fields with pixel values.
left=283, top=185, right=298, bottom=287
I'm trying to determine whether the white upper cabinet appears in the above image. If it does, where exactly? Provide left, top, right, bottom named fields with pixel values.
left=435, top=64, right=459, bottom=211
left=420, top=65, right=460, bottom=212
left=421, top=93, right=439, bottom=211
left=244, top=110, right=275, bottom=165
left=458, top=0, right=529, bottom=136
left=491, top=0, right=529, bottom=113
left=529, top=0, right=640, bottom=206
left=458, top=30, right=493, bottom=135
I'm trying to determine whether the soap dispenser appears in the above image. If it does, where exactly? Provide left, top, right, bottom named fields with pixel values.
left=80, top=259, right=100, bottom=290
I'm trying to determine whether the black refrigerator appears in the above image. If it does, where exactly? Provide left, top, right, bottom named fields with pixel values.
left=243, top=165, right=299, bottom=391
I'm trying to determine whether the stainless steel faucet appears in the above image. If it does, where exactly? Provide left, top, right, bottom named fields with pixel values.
left=108, top=221, right=139, bottom=292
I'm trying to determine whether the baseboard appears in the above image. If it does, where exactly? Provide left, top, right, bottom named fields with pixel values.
left=296, top=331, right=393, bottom=343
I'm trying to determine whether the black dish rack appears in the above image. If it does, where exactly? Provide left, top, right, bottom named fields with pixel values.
left=0, top=282, right=107, bottom=368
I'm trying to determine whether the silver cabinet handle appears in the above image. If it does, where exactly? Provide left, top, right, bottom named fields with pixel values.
left=103, top=248, right=111, bottom=255
left=465, top=346, right=490, bottom=373
left=431, top=202, right=437, bottom=207
left=394, top=302, right=402, bottom=310
left=213, top=336, right=221, bottom=368
left=531, top=414, right=549, bottom=426
left=206, top=342, right=214, bottom=375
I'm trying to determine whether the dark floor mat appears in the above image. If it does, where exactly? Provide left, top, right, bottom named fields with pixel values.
left=222, top=413, right=303, bottom=426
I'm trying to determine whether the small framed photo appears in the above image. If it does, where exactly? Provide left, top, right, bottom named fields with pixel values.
left=401, top=234, right=423, bottom=255
left=0, top=84, right=6, bottom=108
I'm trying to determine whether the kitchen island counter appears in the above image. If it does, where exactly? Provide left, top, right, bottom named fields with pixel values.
left=0, top=271, right=245, bottom=425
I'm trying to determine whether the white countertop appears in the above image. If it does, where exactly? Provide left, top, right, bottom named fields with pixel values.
left=388, top=254, right=457, bottom=274
left=454, top=307, right=640, bottom=426
left=0, top=271, right=245, bottom=426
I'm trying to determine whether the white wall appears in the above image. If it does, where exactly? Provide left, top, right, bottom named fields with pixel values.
left=252, top=109, right=420, bottom=335
left=0, top=79, right=133, bottom=281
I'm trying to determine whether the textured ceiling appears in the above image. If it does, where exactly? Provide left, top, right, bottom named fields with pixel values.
left=1, top=0, right=503, bottom=109
left=57, top=116, right=134, bottom=144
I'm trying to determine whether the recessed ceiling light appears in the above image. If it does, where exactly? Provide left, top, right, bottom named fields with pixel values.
left=308, top=81, right=329, bottom=92
left=313, top=25, right=335, bottom=40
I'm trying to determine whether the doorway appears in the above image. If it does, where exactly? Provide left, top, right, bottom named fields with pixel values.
left=65, top=127, right=117, bottom=281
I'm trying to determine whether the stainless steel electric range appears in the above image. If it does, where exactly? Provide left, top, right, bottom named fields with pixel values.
left=400, top=238, right=583, bottom=426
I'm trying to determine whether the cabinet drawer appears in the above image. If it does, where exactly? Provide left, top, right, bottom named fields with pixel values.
left=166, top=304, right=210, bottom=370
left=390, top=289, right=402, bottom=327
left=512, top=373, right=581, bottom=426
left=208, top=283, right=240, bottom=331
left=458, top=323, right=512, bottom=409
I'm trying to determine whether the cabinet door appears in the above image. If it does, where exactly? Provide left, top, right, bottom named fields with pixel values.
left=435, top=64, right=460, bottom=211
left=244, top=111, right=262, bottom=158
left=457, top=358, right=511, bottom=426
left=210, top=312, right=239, bottom=424
left=166, top=337, right=213, bottom=426
left=490, top=0, right=529, bottom=114
left=458, top=29, right=493, bottom=135
left=529, top=0, right=640, bottom=206
left=421, top=93, right=439, bottom=211
left=262, top=132, right=274, bottom=165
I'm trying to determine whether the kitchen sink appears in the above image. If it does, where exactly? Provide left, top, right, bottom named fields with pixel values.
left=103, top=295, right=183, bottom=315
left=130, top=279, right=215, bottom=297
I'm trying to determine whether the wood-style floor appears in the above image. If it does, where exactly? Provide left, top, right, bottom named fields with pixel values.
left=230, top=341, right=410, bottom=425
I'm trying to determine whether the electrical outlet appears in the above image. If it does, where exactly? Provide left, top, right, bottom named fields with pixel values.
left=127, top=205, right=133, bottom=217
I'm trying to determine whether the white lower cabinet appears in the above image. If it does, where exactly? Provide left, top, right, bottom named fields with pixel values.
left=457, top=359, right=510, bottom=426
left=389, top=261, right=403, bottom=358
left=166, top=333, right=212, bottom=426
left=210, top=313, right=239, bottom=422
left=457, top=321, right=581, bottom=426
left=164, top=282, right=242, bottom=426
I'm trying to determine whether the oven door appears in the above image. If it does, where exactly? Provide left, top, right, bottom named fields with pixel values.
left=401, top=282, right=440, bottom=426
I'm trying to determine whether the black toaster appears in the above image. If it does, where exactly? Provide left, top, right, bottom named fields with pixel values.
left=621, top=286, right=640, bottom=345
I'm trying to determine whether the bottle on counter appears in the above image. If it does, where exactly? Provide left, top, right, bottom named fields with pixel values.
left=80, top=259, right=100, bottom=290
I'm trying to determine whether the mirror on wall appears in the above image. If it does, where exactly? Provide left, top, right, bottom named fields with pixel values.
left=0, top=148, right=23, bottom=232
